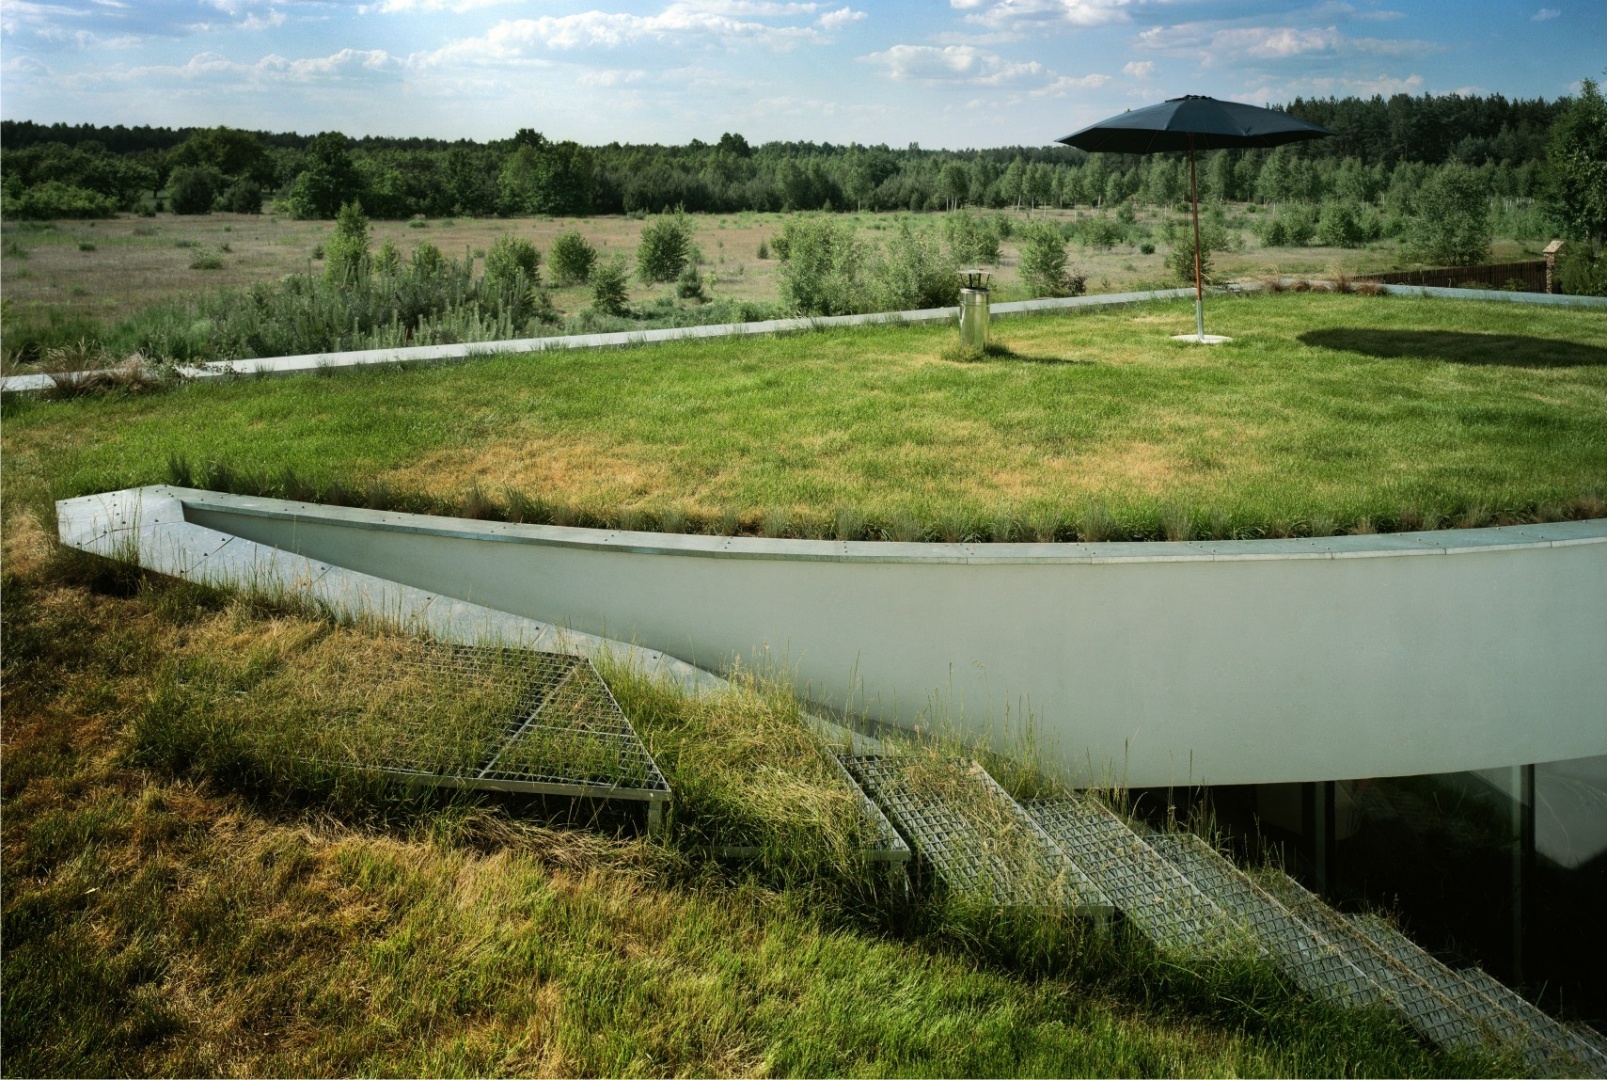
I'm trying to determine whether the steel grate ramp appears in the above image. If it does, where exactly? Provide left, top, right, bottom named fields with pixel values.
left=313, top=643, right=671, bottom=829
left=1349, top=914, right=1600, bottom=1076
left=1260, top=871, right=1494, bottom=1054
left=843, top=755, right=1111, bottom=915
left=1146, top=832, right=1379, bottom=1007
left=1026, top=798, right=1229, bottom=952
left=1454, top=961, right=1607, bottom=1076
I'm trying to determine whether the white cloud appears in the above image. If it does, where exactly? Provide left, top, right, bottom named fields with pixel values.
left=68, top=46, right=406, bottom=88
left=240, top=8, right=286, bottom=30
left=861, top=44, right=1045, bottom=85
left=1121, top=60, right=1152, bottom=76
left=952, top=0, right=1137, bottom=30
left=421, top=2, right=837, bottom=61
left=1137, top=21, right=1437, bottom=66
left=817, top=6, right=865, bottom=31
left=1029, top=72, right=1112, bottom=97
left=1273, top=71, right=1425, bottom=97
left=1532, top=7, right=1560, bottom=20
left=358, top=0, right=533, bottom=12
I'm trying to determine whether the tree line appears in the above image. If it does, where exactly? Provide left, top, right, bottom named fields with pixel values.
left=2, top=82, right=1602, bottom=271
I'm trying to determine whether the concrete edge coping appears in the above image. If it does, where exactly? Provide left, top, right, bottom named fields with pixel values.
left=9, top=281, right=1601, bottom=396
left=153, top=485, right=1607, bottom=565
left=53, top=487, right=885, bottom=755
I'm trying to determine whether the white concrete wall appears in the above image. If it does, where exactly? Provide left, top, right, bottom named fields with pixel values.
left=165, top=489, right=1607, bottom=790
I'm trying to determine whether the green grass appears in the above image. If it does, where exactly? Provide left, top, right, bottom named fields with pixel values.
left=0, top=543, right=1509, bottom=1077
left=4, top=293, right=1605, bottom=542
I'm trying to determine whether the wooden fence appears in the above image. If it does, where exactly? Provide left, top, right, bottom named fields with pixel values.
left=1351, top=260, right=1549, bottom=293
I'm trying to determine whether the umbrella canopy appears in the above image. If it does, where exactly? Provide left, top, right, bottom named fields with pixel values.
left=1057, top=96, right=1334, bottom=342
left=1058, top=95, right=1335, bottom=154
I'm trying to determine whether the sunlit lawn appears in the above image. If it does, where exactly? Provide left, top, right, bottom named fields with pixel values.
left=4, top=291, right=1604, bottom=540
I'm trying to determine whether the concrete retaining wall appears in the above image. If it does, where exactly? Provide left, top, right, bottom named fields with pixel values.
left=70, top=486, right=1607, bottom=790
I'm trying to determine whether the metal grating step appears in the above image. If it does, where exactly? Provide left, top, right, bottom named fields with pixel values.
left=843, top=755, right=1111, bottom=915
left=1146, top=832, right=1380, bottom=1008
left=1026, top=798, right=1229, bottom=952
left=313, top=642, right=672, bottom=831
left=1349, top=914, right=1593, bottom=1076
left=1454, top=961, right=1607, bottom=1076
left=1262, top=872, right=1493, bottom=1054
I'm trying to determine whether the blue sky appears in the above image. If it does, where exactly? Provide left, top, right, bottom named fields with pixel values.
left=2, top=0, right=1601, bottom=148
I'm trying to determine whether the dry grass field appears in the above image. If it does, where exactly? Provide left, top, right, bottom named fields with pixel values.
left=3, top=208, right=1549, bottom=340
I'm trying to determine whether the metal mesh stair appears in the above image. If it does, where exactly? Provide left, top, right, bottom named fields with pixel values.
left=1026, top=797, right=1230, bottom=952
left=1261, top=871, right=1500, bottom=1055
left=841, top=755, right=1111, bottom=916
left=1146, top=832, right=1380, bottom=1008
left=1349, top=913, right=1602, bottom=1076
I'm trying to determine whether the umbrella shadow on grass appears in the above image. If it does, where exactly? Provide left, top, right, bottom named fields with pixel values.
left=1299, top=328, right=1607, bottom=369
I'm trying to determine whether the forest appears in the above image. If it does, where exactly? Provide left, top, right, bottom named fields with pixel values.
left=0, top=90, right=1583, bottom=223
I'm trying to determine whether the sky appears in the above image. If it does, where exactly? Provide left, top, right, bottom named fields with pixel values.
left=2, top=0, right=1602, bottom=148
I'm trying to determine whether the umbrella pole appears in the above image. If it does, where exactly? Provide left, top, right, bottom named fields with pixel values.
left=1189, top=135, right=1204, bottom=341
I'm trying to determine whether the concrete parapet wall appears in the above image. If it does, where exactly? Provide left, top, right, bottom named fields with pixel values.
left=63, top=486, right=1607, bottom=790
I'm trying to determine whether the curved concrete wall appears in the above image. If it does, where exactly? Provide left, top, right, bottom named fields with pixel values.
left=151, top=488, right=1607, bottom=790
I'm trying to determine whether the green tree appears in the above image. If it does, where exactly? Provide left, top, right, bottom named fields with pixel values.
left=324, top=200, right=370, bottom=285
left=288, top=132, right=363, bottom=220
left=775, top=215, right=865, bottom=316
left=1402, top=163, right=1491, bottom=265
left=873, top=222, right=958, bottom=310
left=1164, top=215, right=1229, bottom=284
left=549, top=231, right=597, bottom=284
left=167, top=165, right=222, bottom=214
left=485, top=234, right=540, bottom=288
left=636, top=209, right=691, bottom=284
left=591, top=255, right=631, bottom=316
left=1018, top=221, right=1083, bottom=298
left=1542, top=75, right=1607, bottom=251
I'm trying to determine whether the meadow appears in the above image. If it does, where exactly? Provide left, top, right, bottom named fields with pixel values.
left=4, top=293, right=1604, bottom=544
left=0, top=206, right=1555, bottom=372
left=4, top=288, right=1603, bottom=1077
left=0, top=522, right=1513, bottom=1077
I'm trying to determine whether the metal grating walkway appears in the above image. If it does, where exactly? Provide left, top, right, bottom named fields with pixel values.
left=1026, top=798, right=1229, bottom=952
left=1348, top=913, right=1597, bottom=1076
left=843, top=755, right=1111, bottom=915
left=1262, top=871, right=1493, bottom=1053
left=1146, top=832, right=1378, bottom=1007
left=320, top=643, right=671, bottom=829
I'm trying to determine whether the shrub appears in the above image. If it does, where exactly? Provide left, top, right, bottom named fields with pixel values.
left=1315, top=201, right=1368, bottom=248
left=218, top=178, right=263, bottom=214
left=168, top=166, right=223, bottom=215
left=324, top=201, right=370, bottom=286
left=1163, top=216, right=1230, bottom=285
left=1018, top=222, right=1085, bottom=298
left=755, top=239, right=770, bottom=260
left=944, top=211, right=1001, bottom=267
left=591, top=255, right=632, bottom=316
left=1556, top=248, right=1607, bottom=296
left=1402, top=163, right=1492, bottom=266
left=5, top=181, right=118, bottom=220
left=874, top=222, right=958, bottom=310
left=775, top=215, right=866, bottom=316
left=549, top=230, right=597, bottom=284
left=637, top=209, right=691, bottom=283
left=374, top=238, right=402, bottom=276
left=1257, top=205, right=1317, bottom=248
left=188, top=249, right=224, bottom=270
left=1078, top=214, right=1126, bottom=249
left=410, top=240, right=446, bottom=276
left=676, top=264, right=708, bottom=302
left=485, top=234, right=541, bottom=288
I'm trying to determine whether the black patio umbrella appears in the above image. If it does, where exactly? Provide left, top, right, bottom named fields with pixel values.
left=1059, top=95, right=1334, bottom=342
